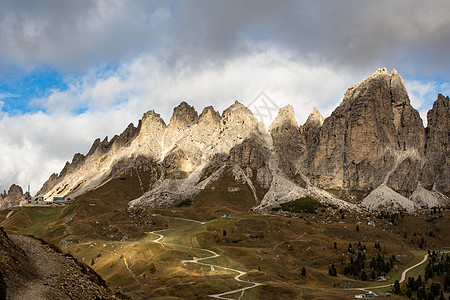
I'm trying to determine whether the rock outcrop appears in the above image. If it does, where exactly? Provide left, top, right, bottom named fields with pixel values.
left=35, top=68, right=449, bottom=212
left=0, top=227, right=128, bottom=299
left=269, top=105, right=306, bottom=186
left=309, top=68, right=425, bottom=198
left=421, top=94, right=450, bottom=196
left=0, top=184, right=25, bottom=209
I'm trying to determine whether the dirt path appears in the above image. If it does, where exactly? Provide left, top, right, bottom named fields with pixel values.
left=399, top=254, right=428, bottom=283
left=148, top=218, right=264, bottom=300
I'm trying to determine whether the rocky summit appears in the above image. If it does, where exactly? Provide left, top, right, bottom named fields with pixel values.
left=37, top=68, right=449, bottom=213
left=0, top=184, right=26, bottom=210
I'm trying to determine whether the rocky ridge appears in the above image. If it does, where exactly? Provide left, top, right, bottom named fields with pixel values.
left=36, top=68, right=449, bottom=213
left=0, top=184, right=26, bottom=210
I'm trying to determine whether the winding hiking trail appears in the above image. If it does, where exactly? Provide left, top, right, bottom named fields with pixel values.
left=349, top=253, right=429, bottom=296
left=148, top=217, right=264, bottom=300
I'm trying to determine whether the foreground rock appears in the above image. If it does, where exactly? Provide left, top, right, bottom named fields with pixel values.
left=0, top=227, right=129, bottom=300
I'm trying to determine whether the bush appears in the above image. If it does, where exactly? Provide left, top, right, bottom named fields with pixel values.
left=175, top=199, right=193, bottom=207
left=149, top=262, right=156, bottom=274
left=277, top=196, right=323, bottom=214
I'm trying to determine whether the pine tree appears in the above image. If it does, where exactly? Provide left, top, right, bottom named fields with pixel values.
left=361, top=270, right=367, bottom=281
left=394, top=280, right=400, bottom=294
left=406, top=288, right=412, bottom=299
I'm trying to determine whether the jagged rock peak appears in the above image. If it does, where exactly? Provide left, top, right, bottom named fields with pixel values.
left=342, top=67, right=409, bottom=105
left=138, top=109, right=167, bottom=135
left=389, top=68, right=410, bottom=106
left=269, top=105, right=298, bottom=132
left=7, top=184, right=23, bottom=197
left=359, top=66, right=389, bottom=80
left=58, top=152, right=86, bottom=179
left=428, top=94, right=450, bottom=128
left=222, top=101, right=254, bottom=118
left=117, top=123, right=138, bottom=145
left=87, top=138, right=101, bottom=156
left=198, top=106, right=221, bottom=123
left=140, top=110, right=167, bottom=127
left=0, top=184, right=24, bottom=209
left=304, top=108, right=324, bottom=128
left=422, top=93, right=450, bottom=195
left=169, top=101, right=198, bottom=128
left=438, top=93, right=450, bottom=101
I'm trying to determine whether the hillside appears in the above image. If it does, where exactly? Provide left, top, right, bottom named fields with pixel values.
left=0, top=227, right=129, bottom=299
left=3, top=197, right=449, bottom=299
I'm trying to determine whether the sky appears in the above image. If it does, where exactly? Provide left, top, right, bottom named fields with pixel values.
left=1, top=0, right=450, bottom=194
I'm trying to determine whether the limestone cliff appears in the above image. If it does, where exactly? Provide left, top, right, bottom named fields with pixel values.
left=310, top=68, right=425, bottom=198
left=421, top=94, right=450, bottom=196
left=36, top=68, right=449, bottom=212
left=0, top=184, right=25, bottom=209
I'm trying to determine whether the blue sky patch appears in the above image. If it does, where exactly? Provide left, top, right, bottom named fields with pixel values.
left=0, top=66, right=69, bottom=114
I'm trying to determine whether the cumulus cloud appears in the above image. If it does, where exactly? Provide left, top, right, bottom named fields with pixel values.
left=1, top=0, right=450, bottom=76
left=0, top=0, right=171, bottom=70
left=405, top=80, right=450, bottom=125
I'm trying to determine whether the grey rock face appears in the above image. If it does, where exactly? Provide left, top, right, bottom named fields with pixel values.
left=229, top=139, right=272, bottom=190
left=386, top=157, right=422, bottom=197
left=169, top=101, right=199, bottom=128
left=303, top=109, right=324, bottom=171
left=269, top=105, right=306, bottom=187
left=0, top=184, right=25, bottom=209
left=309, top=68, right=425, bottom=197
left=421, top=94, right=450, bottom=196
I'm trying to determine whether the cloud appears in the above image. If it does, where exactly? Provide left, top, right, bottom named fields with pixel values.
left=404, top=79, right=450, bottom=125
left=0, top=0, right=172, bottom=70
left=1, top=0, right=450, bottom=77
left=0, top=92, right=20, bottom=100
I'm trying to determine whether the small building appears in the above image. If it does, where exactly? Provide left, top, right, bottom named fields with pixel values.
left=355, top=291, right=374, bottom=298
left=52, top=197, right=74, bottom=205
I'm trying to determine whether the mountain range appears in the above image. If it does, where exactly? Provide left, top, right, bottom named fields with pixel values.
left=11, top=68, right=450, bottom=213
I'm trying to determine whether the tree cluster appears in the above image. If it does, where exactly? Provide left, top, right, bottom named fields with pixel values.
left=343, top=252, right=396, bottom=281
left=397, top=251, right=450, bottom=300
